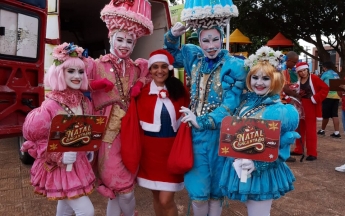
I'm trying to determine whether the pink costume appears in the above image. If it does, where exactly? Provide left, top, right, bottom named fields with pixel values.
left=22, top=89, right=95, bottom=200
left=91, top=0, right=153, bottom=198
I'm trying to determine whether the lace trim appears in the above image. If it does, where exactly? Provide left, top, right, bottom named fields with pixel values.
left=46, top=89, right=84, bottom=108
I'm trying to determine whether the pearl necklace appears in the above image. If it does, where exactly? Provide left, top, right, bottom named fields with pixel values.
left=59, top=102, right=84, bottom=115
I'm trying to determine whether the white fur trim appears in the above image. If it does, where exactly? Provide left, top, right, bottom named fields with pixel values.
left=140, top=121, right=161, bottom=132
left=148, top=54, right=170, bottom=68
left=317, top=117, right=323, bottom=121
left=137, top=177, right=184, bottom=192
left=296, top=64, right=308, bottom=72
left=311, top=96, right=317, bottom=104
left=142, top=81, right=179, bottom=132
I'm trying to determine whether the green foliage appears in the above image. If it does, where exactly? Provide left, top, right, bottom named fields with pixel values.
left=231, top=0, right=345, bottom=76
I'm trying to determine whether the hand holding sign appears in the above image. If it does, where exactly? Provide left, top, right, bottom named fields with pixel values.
left=220, top=116, right=281, bottom=182
left=62, top=152, right=77, bottom=172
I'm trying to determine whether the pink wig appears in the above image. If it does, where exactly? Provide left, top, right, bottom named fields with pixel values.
left=44, top=57, right=89, bottom=91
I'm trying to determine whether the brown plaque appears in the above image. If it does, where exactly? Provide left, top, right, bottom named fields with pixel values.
left=329, top=79, right=345, bottom=91
left=47, top=114, right=107, bottom=152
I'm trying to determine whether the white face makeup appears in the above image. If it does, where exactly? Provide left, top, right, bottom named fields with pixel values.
left=64, top=66, right=84, bottom=90
left=250, top=70, right=271, bottom=95
left=199, top=28, right=221, bottom=59
left=112, top=31, right=135, bottom=59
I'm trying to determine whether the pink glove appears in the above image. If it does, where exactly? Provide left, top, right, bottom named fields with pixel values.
left=130, top=81, right=143, bottom=97
left=90, top=78, right=114, bottom=92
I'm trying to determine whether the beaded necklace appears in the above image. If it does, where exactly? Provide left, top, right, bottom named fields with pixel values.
left=234, top=94, right=268, bottom=118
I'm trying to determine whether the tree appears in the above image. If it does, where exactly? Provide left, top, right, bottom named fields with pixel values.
left=232, top=0, right=345, bottom=77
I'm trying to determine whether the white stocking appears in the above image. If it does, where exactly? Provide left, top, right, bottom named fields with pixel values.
left=107, top=197, right=121, bottom=216
left=118, top=191, right=136, bottom=216
left=245, top=199, right=273, bottom=216
left=208, top=200, right=222, bottom=216
left=192, top=201, right=209, bottom=216
left=56, top=196, right=94, bottom=216
left=56, top=200, right=74, bottom=216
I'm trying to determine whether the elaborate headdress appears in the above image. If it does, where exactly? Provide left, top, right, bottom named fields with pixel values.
left=181, top=0, right=239, bottom=29
left=244, top=46, right=285, bottom=71
left=51, top=42, right=88, bottom=66
left=100, top=0, right=154, bottom=39
left=148, top=49, right=175, bottom=70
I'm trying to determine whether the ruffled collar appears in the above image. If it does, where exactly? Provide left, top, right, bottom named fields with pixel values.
left=198, top=50, right=226, bottom=74
left=100, top=54, right=134, bottom=65
left=46, top=88, right=84, bottom=108
left=245, top=92, right=280, bottom=106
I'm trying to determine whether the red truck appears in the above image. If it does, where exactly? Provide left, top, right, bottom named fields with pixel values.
left=0, top=0, right=172, bottom=164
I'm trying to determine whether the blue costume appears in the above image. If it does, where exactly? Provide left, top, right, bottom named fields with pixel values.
left=219, top=92, right=300, bottom=202
left=164, top=30, right=246, bottom=201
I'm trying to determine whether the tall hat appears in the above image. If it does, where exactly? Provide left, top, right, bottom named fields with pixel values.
left=295, top=62, right=309, bottom=72
left=181, top=0, right=239, bottom=29
left=148, top=49, right=174, bottom=71
left=100, top=0, right=154, bottom=39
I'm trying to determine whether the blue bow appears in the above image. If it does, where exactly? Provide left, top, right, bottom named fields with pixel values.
left=205, top=56, right=220, bottom=69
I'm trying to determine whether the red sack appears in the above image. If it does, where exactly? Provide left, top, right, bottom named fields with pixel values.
left=167, top=122, right=194, bottom=174
left=121, top=97, right=141, bottom=175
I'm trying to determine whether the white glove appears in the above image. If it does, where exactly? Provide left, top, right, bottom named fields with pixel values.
left=86, top=151, right=94, bottom=162
left=179, top=106, right=200, bottom=129
left=232, top=159, right=243, bottom=178
left=171, top=22, right=187, bottom=37
left=241, top=159, right=255, bottom=174
left=62, top=152, right=77, bottom=165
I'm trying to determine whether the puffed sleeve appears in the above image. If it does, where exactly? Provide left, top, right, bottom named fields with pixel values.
left=196, top=57, right=246, bottom=130
left=22, top=100, right=53, bottom=159
left=253, top=103, right=300, bottom=173
left=22, top=100, right=64, bottom=166
left=134, top=58, right=151, bottom=85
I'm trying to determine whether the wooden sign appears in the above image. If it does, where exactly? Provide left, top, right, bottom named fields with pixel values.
left=329, top=79, right=345, bottom=91
left=47, top=114, right=107, bottom=152
left=219, top=116, right=281, bottom=162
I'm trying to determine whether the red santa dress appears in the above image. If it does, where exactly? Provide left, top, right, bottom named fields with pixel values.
left=136, top=81, right=190, bottom=191
left=293, top=74, right=329, bottom=157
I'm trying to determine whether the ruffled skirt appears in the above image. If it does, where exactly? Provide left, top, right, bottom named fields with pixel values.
left=219, top=158, right=295, bottom=202
left=30, top=153, right=95, bottom=200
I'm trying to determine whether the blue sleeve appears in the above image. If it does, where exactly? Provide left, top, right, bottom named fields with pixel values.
left=253, top=104, right=300, bottom=174
left=163, top=30, right=202, bottom=76
left=320, top=72, right=331, bottom=86
left=197, top=57, right=247, bottom=130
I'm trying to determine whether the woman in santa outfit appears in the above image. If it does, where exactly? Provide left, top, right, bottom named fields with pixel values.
left=291, top=62, right=329, bottom=161
left=136, top=49, right=190, bottom=216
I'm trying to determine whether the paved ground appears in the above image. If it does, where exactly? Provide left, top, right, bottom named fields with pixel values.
left=0, top=120, right=344, bottom=216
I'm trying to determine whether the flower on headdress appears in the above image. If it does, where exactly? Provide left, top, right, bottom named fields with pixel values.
left=51, top=42, right=85, bottom=66
left=158, top=89, right=169, bottom=99
left=244, top=46, right=285, bottom=71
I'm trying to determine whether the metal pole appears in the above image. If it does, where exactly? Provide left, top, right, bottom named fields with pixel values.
left=226, top=19, right=230, bottom=51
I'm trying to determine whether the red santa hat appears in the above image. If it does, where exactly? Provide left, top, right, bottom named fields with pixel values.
left=295, top=62, right=309, bottom=72
left=148, top=49, right=174, bottom=71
